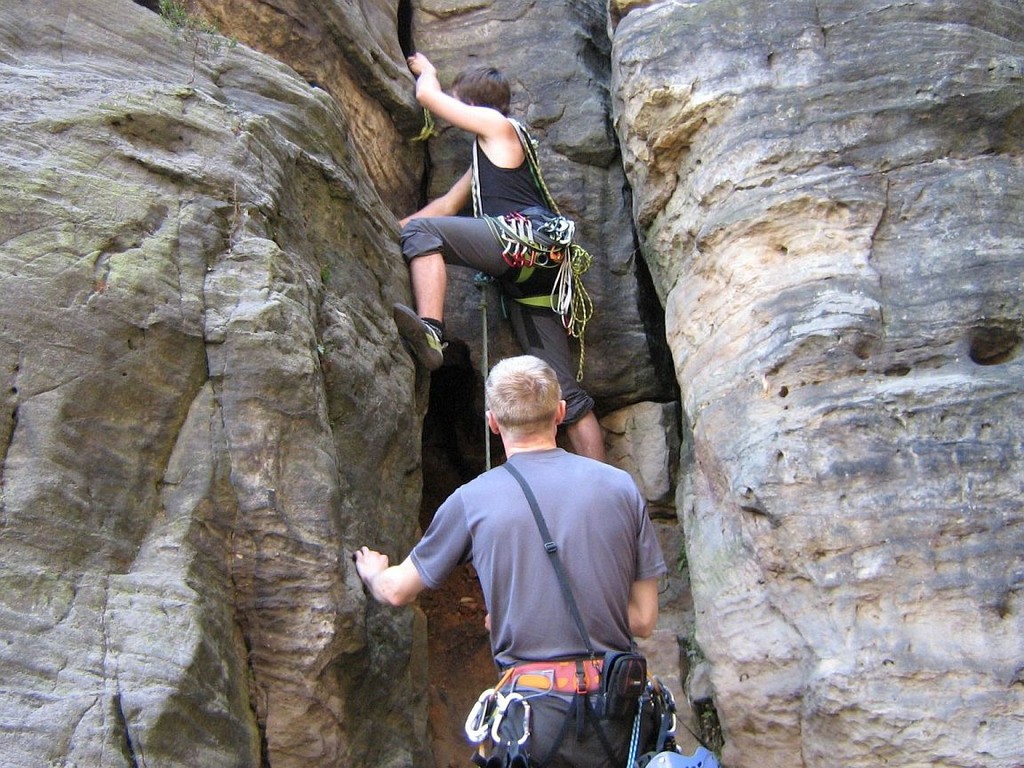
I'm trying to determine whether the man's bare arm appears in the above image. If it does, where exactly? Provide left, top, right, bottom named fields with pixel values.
left=399, top=169, right=472, bottom=227
left=354, top=548, right=427, bottom=606
left=628, top=577, right=659, bottom=638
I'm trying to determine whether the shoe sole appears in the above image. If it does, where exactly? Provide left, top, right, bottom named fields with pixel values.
left=393, top=303, right=444, bottom=371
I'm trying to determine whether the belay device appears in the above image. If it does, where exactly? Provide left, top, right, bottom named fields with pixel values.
left=633, top=676, right=721, bottom=768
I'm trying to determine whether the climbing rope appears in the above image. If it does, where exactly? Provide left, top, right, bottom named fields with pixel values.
left=509, top=119, right=561, bottom=215
left=554, top=244, right=593, bottom=381
left=626, top=702, right=643, bottom=768
left=474, top=272, right=495, bottom=470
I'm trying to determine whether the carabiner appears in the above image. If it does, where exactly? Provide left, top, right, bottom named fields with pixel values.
left=464, top=688, right=496, bottom=744
left=490, top=692, right=531, bottom=746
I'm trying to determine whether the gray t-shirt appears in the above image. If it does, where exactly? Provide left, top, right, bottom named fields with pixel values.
left=411, top=448, right=667, bottom=667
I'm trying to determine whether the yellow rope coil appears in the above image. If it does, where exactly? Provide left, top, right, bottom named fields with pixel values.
left=560, top=244, right=593, bottom=381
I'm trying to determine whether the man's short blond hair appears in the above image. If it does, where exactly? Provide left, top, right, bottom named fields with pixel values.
left=485, top=356, right=562, bottom=433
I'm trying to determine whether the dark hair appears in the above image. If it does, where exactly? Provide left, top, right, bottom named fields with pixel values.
left=451, top=66, right=511, bottom=116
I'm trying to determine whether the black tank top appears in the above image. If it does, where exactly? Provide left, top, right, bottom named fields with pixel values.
left=476, top=142, right=548, bottom=217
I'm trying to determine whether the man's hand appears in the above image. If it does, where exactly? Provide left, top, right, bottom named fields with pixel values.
left=352, top=548, right=427, bottom=607
left=354, top=546, right=389, bottom=587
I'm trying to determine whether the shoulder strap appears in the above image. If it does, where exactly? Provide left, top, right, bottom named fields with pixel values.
left=471, top=119, right=561, bottom=219
left=508, top=118, right=561, bottom=215
left=471, top=140, right=483, bottom=218
left=502, top=462, right=594, bottom=656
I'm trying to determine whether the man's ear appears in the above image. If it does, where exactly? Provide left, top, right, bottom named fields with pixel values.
left=486, top=410, right=501, bottom=434
left=555, top=400, right=567, bottom=426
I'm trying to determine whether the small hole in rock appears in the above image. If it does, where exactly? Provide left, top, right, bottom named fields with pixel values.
left=968, top=324, right=1020, bottom=366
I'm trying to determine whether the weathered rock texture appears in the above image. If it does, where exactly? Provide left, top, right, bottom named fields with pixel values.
left=0, top=1, right=678, bottom=766
left=611, top=1, right=1024, bottom=766
left=0, top=2, right=428, bottom=766
left=184, top=0, right=425, bottom=215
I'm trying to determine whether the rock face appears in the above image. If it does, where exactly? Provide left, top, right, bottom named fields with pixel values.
left=611, top=1, right=1024, bottom=766
left=184, top=0, right=425, bottom=215
left=0, top=1, right=675, bottom=766
left=0, top=2, right=427, bottom=766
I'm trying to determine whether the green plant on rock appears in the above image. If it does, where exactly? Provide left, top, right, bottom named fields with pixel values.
left=677, top=538, right=689, bottom=573
left=693, top=698, right=724, bottom=756
left=159, top=0, right=220, bottom=37
left=158, top=0, right=236, bottom=83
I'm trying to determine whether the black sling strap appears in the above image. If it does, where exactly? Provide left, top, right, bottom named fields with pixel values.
left=502, top=461, right=594, bottom=656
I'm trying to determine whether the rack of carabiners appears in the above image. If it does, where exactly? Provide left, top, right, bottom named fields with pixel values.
left=484, top=210, right=593, bottom=381
left=464, top=674, right=687, bottom=768
left=485, top=211, right=575, bottom=270
left=465, top=674, right=533, bottom=765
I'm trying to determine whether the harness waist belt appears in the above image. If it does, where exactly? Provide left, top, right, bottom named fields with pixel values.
left=506, top=659, right=602, bottom=694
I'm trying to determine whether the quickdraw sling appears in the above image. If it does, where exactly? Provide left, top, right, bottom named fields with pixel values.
left=471, top=119, right=594, bottom=381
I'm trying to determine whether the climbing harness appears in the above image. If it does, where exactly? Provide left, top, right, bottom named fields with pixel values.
left=470, top=119, right=594, bottom=381
left=626, top=700, right=644, bottom=768
left=466, top=668, right=722, bottom=768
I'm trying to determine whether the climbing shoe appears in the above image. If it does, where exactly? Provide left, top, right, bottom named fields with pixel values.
left=393, top=303, right=445, bottom=371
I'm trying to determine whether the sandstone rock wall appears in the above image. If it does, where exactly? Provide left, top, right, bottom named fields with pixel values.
left=1, top=1, right=681, bottom=765
left=610, top=1, right=1024, bottom=766
left=0, top=2, right=427, bottom=766
left=184, top=0, right=425, bottom=215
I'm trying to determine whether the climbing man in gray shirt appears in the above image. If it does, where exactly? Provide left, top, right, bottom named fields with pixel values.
left=355, top=354, right=667, bottom=766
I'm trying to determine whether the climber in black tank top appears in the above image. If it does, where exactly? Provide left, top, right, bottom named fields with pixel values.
left=394, top=53, right=605, bottom=463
